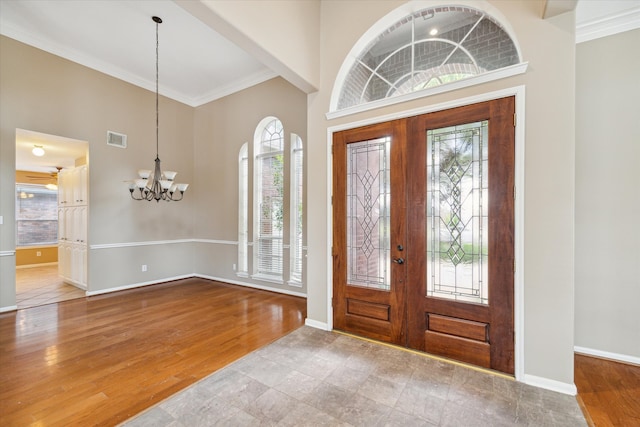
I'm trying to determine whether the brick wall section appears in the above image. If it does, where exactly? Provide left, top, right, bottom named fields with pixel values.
left=338, top=8, right=519, bottom=109
left=16, top=189, right=58, bottom=245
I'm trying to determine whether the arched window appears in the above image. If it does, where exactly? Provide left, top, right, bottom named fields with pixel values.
left=254, top=118, right=284, bottom=279
left=289, top=134, right=304, bottom=285
left=333, top=5, right=524, bottom=112
left=237, top=143, right=249, bottom=276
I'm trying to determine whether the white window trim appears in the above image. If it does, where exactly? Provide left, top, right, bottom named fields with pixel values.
left=238, top=143, right=249, bottom=275
left=327, top=62, right=527, bottom=120
left=289, top=134, right=304, bottom=285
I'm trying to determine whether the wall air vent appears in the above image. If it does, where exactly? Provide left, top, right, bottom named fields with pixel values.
left=107, top=131, right=127, bottom=148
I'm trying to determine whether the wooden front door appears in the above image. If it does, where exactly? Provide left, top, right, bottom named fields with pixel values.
left=333, top=97, right=515, bottom=374
left=332, top=120, right=408, bottom=344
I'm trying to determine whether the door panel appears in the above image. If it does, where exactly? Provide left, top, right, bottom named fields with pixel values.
left=333, top=97, right=515, bottom=374
left=406, top=97, right=515, bottom=374
left=333, top=120, right=407, bottom=344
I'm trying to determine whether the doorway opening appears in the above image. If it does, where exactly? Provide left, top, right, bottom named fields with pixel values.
left=15, top=129, right=88, bottom=309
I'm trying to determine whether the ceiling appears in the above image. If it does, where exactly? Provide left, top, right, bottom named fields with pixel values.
left=0, top=0, right=276, bottom=108
left=4, top=0, right=638, bottom=173
left=15, top=129, right=88, bottom=174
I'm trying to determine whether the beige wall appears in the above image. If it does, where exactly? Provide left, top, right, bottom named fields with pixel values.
left=0, top=36, right=308, bottom=302
left=0, top=35, right=196, bottom=298
left=306, top=0, right=576, bottom=388
left=575, top=29, right=640, bottom=360
left=192, top=77, right=307, bottom=294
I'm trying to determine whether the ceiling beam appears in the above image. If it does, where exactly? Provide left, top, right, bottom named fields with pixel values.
left=543, top=0, right=578, bottom=19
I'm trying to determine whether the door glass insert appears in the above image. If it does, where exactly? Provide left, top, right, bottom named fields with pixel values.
left=346, top=137, right=391, bottom=290
left=426, top=121, right=488, bottom=304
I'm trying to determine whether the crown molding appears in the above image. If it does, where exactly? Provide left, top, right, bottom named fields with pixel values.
left=577, top=7, right=640, bottom=44
left=0, top=23, right=276, bottom=108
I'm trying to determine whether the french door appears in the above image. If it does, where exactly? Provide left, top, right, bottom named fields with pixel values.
left=332, top=97, right=515, bottom=374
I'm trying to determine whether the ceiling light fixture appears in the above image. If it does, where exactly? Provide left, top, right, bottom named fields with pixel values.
left=32, top=145, right=45, bottom=157
left=129, top=16, right=188, bottom=202
left=429, top=28, right=439, bottom=36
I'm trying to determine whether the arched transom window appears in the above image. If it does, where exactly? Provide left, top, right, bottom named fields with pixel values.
left=335, top=6, right=522, bottom=111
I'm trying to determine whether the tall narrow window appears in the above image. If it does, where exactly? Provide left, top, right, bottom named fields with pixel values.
left=238, top=143, right=249, bottom=276
left=254, top=118, right=284, bottom=280
left=290, top=134, right=304, bottom=285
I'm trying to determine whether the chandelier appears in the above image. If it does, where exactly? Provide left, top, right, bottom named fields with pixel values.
left=129, top=16, right=188, bottom=202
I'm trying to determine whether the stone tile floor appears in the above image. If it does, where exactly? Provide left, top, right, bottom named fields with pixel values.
left=122, top=326, right=587, bottom=426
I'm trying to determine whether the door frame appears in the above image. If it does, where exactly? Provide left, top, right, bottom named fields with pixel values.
left=326, top=85, right=526, bottom=381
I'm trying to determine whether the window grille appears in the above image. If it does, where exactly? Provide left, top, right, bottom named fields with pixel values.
left=337, top=6, right=521, bottom=110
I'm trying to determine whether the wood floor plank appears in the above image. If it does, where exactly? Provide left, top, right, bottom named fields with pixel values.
left=0, top=278, right=306, bottom=426
left=575, top=353, right=640, bottom=427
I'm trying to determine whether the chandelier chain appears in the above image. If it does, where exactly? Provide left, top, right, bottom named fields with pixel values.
left=155, top=18, right=159, bottom=159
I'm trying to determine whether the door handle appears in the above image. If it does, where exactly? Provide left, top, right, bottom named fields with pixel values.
left=393, top=257, right=404, bottom=264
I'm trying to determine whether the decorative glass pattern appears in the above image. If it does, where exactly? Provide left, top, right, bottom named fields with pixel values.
left=346, top=137, right=391, bottom=291
left=426, top=121, right=488, bottom=304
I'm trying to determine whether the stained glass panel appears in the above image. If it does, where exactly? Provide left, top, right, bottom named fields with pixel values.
left=347, top=137, right=391, bottom=291
left=426, top=121, right=488, bottom=304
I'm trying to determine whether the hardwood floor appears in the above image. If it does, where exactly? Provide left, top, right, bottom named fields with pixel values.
left=575, top=353, right=640, bottom=427
left=0, top=278, right=306, bottom=426
left=16, top=264, right=85, bottom=309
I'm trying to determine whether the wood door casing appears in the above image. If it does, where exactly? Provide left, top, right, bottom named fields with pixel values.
left=332, top=120, right=407, bottom=345
left=406, top=97, right=515, bottom=374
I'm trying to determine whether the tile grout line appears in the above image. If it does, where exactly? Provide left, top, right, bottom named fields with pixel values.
left=332, top=329, right=515, bottom=381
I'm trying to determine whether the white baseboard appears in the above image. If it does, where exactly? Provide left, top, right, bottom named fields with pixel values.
left=85, top=274, right=193, bottom=296
left=87, top=274, right=307, bottom=299
left=575, top=346, right=640, bottom=366
left=0, top=305, right=18, bottom=313
left=523, top=374, right=577, bottom=396
left=16, top=262, right=58, bottom=269
left=305, top=318, right=330, bottom=331
left=194, top=274, right=307, bottom=298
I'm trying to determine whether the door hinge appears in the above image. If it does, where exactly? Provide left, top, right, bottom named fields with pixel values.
left=513, top=186, right=516, bottom=200
left=513, top=113, right=517, bottom=127
left=514, top=259, right=516, bottom=273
